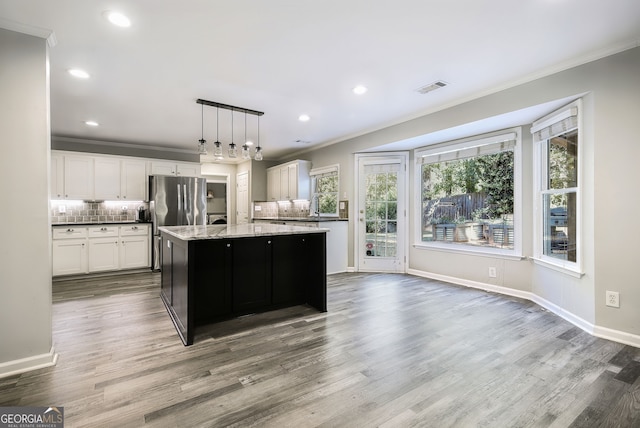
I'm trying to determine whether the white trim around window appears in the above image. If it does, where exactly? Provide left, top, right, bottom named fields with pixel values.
left=531, top=99, right=583, bottom=276
left=413, top=128, right=523, bottom=258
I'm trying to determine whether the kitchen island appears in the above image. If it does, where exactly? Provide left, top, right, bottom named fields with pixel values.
left=159, top=224, right=327, bottom=345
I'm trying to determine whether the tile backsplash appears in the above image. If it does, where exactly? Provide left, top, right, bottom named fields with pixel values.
left=253, top=201, right=311, bottom=218
left=51, top=201, right=146, bottom=224
left=253, top=200, right=349, bottom=219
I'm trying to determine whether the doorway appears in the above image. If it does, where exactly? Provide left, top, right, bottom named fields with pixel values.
left=355, top=153, right=408, bottom=272
left=236, top=171, right=249, bottom=224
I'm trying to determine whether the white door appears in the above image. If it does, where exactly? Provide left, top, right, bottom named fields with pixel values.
left=356, top=154, right=407, bottom=272
left=236, top=171, right=249, bottom=224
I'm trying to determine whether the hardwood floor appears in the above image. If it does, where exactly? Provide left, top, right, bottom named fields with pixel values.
left=1, top=272, right=639, bottom=427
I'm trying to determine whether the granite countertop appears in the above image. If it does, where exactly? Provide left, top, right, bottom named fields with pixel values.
left=159, top=223, right=328, bottom=241
left=253, top=217, right=348, bottom=222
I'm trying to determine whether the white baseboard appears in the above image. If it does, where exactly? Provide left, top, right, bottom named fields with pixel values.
left=407, top=268, right=640, bottom=349
left=0, top=347, right=58, bottom=379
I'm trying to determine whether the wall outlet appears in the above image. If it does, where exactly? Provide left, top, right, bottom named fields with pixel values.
left=58, top=205, right=66, bottom=214
left=606, top=291, right=620, bottom=308
left=488, top=267, right=497, bottom=278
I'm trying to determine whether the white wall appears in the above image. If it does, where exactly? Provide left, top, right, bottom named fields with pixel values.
left=304, top=47, right=640, bottom=344
left=0, top=28, right=56, bottom=377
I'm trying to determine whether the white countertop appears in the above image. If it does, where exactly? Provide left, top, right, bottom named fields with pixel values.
left=159, top=223, right=328, bottom=241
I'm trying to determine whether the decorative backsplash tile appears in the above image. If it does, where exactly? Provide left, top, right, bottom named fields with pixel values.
left=51, top=201, right=147, bottom=224
left=253, top=200, right=311, bottom=218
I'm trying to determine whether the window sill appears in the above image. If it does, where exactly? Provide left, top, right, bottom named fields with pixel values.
left=529, top=257, right=584, bottom=278
left=413, top=242, right=524, bottom=261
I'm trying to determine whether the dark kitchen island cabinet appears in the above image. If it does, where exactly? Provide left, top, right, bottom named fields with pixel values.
left=159, top=224, right=327, bottom=345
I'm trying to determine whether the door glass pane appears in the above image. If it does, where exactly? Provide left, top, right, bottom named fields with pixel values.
left=364, top=170, right=398, bottom=258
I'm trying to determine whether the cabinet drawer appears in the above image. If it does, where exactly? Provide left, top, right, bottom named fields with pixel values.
left=53, top=227, right=88, bottom=240
left=120, top=224, right=149, bottom=236
left=88, top=226, right=119, bottom=237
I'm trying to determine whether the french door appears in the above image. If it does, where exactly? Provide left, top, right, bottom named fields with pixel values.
left=356, top=153, right=407, bottom=272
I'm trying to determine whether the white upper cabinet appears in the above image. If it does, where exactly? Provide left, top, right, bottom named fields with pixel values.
left=94, top=157, right=121, bottom=200
left=267, top=160, right=311, bottom=201
left=51, top=153, right=65, bottom=199
left=52, top=151, right=200, bottom=201
left=150, top=161, right=200, bottom=177
left=120, top=159, right=147, bottom=200
left=64, top=155, right=94, bottom=199
left=176, top=162, right=200, bottom=177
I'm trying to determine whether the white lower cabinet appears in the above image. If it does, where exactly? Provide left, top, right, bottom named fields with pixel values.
left=52, top=224, right=150, bottom=276
left=88, top=238, right=120, bottom=272
left=120, top=225, right=150, bottom=269
left=52, top=239, right=88, bottom=276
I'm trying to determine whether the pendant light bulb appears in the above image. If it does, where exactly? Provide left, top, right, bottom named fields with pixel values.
left=228, top=110, right=237, bottom=158
left=213, top=107, right=222, bottom=158
left=254, top=114, right=263, bottom=161
left=198, top=103, right=207, bottom=155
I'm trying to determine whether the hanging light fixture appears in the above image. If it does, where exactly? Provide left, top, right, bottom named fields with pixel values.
left=196, top=99, right=264, bottom=161
left=228, top=110, right=237, bottom=158
left=241, top=112, right=251, bottom=160
left=254, top=114, right=263, bottom=161
left=197, top=103, right=208, bottom=154
left=213, top=107, right=223, bottom=160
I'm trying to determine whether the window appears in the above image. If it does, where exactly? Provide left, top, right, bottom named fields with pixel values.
left=532, top=101, right=581, bottom=273
left=310, top=165, right=339, bottom=216
left=416, top=131, right=520, bottom=254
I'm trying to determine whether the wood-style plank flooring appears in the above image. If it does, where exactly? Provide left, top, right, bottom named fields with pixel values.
left=1, top=272, right=639, bottom=427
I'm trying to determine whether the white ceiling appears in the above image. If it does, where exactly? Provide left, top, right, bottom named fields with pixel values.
left=1, top=0, right=639, bottom=161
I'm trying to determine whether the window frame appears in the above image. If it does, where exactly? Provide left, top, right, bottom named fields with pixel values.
left=532, top=100, right=583, bottom=276
left=310, top=164, right=340, bottom=217
left=413, top=128, right=523, bottom=258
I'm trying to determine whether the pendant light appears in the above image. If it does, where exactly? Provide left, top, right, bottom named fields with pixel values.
left=254, top=114, right=263, bottom=161
left=197, top=103, right=207, bottom=154
left=228, top=110, right=237, bottom=158
left=241, top=112, right=251, bottom=160
left=195, top=99, right=264, bottom=161
left=213, top=107, right=223, bottom=159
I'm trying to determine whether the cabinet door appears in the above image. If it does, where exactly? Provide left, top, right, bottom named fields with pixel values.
left=272, top=235, right=307, bottom=305
left=64, top=155, right=94, bottom=199
left=121, top=159, right=147, bottom=200
left=267, top=168, right=280, bottom=201
left=193, top=240, right=232, bottom=323
left=94, top=157, right=121, bottom=200
left=52, top=239, right=87, bottom=276
left=51, top=153, right=64, bottom=199
left=88, top=237, right=120, bottom=272
left=280, top=166, right=290, bottom=199
left=176, top=163, right=200, bottom=177
left=120, top=235, right=149, bottom=269
left=150, top=161, right=176, bottom=176
left=287, top=164, right=298, bottom=200
left=232, top=237, right=272, bottom=313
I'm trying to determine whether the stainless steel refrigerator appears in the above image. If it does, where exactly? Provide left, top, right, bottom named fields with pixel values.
left=149, top=175, right=207, bottom=271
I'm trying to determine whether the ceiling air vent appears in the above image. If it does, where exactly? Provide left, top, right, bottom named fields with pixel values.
left=415, top=80, right=448, bottom=94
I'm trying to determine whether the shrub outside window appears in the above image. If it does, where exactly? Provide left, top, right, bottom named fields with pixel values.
left=417, top=132, right=519, bottom=252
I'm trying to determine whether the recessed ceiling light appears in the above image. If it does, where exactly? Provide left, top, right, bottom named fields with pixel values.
left=298, top=114, right=310, bottom=122
left=245, top=141, right=254, bottom=146
left=103, top=11, right=131, bottom=28
left=68, top=69, right=90, bottom=79
left=85, top=121, right=99, bottom=127
left=353, top=85, right=368, bottom=95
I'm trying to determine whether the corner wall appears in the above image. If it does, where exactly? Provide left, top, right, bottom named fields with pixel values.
left=0, top=28, right=56, bottom=377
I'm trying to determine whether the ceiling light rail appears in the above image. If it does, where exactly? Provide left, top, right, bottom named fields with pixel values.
left=196, top=99, right=264, bottom=117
